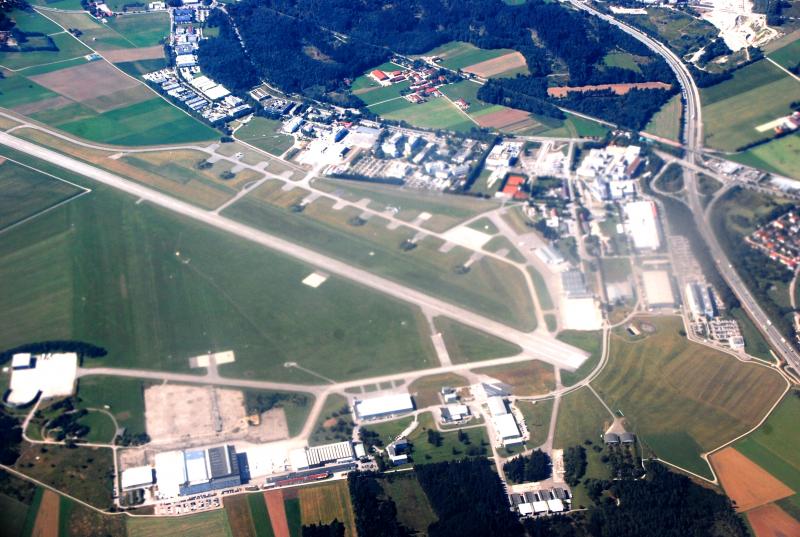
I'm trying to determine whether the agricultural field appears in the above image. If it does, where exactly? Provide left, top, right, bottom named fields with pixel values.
left=0, top=472, right=40, bottom=537
left=768, top=38, right=800, bottom=70
left=439, top=80, right=499, bottom=115
left=41, top=11, right=167, bottom=51
left=0, top=157, right=85, bottom=230
left=0, top=155, right=440, bottom=384
left=556, top=330, right=603, bottom=387
left=702, top=60, right=800, bottom=151
left=418, top=41, right=521, bottom=75
left=27, top=0, right=84, bottom=10
left=406, top=411, right=490, bottom=464
left=516, top=398, right=553, bottom=447
left=298, top=480, right=357, bottom=537
left=106, top=12, right=170, bottom=48
left=75, top=376, right=148, bottom=436
left=236, top=117, right=295, bottom=156
left=535, top=112, right=610, bottom=139
left=644, top=94, right=682, bottom=141
left=224, top=493, right=274, bottom=537
left=729, top=134, right=800, bottom=180
left=592, top=317, right=786, bottom=478
left=0, top=31, right=91, bottom=70
left=734, top=393, right=800, bottom=494
left=408, top=373, right=470, bottom=408
left=13, top=443, right=115, bottom=508
left=59, top=497, right=127, bottom=537
left=369, top=95, right=476, bottom=133
left=379, top=473, right=438, bottom=534
left=223, top=194, right=538, bottom=331
left=471, top=360, right=555, bottom=396
left=128, top=509, right=234, bottom=537
left=433, top=316, right=522, bottom=364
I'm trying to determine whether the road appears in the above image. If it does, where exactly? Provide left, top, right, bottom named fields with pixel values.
left=0, top=130, right=587, bottom=371
left=569, top=0, right=800, bottom=377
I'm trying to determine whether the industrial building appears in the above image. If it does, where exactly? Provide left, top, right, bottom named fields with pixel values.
left=561, top=269, right=591, bottom=298
left=624, top=200, right=661, bottom=251
left=153, top=445, right=241, bottom=499
left=685, top=282, right=716, bottom=319
left=5, top=352, right=78, bottom=406
left=290, top=441, right=355, bottom=470
left=485, top=141, right=522, bottom=168
left=576, top=145, right=641, bottom=201
left=354, top=393, right=415, bottom=420
left=120, top=466, right=155, bottom=492
left=642, top=270, right=676, bottom=308
left=487, top=396, right=523, bottom=446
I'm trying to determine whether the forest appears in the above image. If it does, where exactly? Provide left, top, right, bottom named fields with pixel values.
left=347, top=471, right=411, bottom=537
left=198, top=0, right=678, bottom=127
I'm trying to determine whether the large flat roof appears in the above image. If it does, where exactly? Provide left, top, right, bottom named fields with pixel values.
left=121, top=466, right=154, bottom=490
left=494, top=413, right=520, bottom=439
left=7, top=353, right=77, bottom=405
left=154, top=451, right=186, bottom=499
left=355, top=393, right=414, bottom=418
left=642, top=270, right=675, bottom=306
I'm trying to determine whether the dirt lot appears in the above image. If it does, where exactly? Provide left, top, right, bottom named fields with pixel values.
left=144, top=384, right=288, bottom=447
left=747, top=503, right=800, bottom=537
left=463, top=52, right=527, bottom=78
left=475, top=108, right=535, bottom=130
left=710, top=447, right=794, bottom=511
left=103, top=45, right=165, bottom=63
left=264, top=490, right=290, bottom=537
left=29, top=61, right=150, bottom=111
left=547, top=82, right=672, bottom=98
left=31, top=490, right=60, bottom=537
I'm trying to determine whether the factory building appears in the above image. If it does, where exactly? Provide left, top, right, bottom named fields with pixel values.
left=120, top=466, right=155, bottom=492
left=624, top=200, right=661, bottom=251
left=354, top=393, right=415, bottom=420
left=153, top=445, right=241, bottom=499
left=686, top=282, right=717, bottom=319
left=291, top=441, right=355, bottom=470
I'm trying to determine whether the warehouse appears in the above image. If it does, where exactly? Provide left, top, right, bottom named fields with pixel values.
left=495, top=413, right=523, bottom=446
left=120, top=466, right=154, bottom=491
left=355, top=393, right=414, bottom=420
left=153, top=445, right=242, bottom=498
left=290, top=441, right=356, bottom=471
left=642, top=270, right=676, bottom=308
left=487, top=396, right=509, bottom=417
left=624, top=200, right=661, bottom=251
left=6, top=352, right=78, bottom=406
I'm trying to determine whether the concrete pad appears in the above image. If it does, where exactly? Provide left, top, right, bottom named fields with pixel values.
left=302, top=271, right=328, bottom=288
left=443, top=226, right=493, bottom=250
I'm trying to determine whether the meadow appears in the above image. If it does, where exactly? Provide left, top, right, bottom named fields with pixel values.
left=359, top=415, right=414, bottom=446
left=557, top=330, right=603, bottom=387
left=406, top=412, right=490, bottom=464
left=592, top=317, right=786, bottom=477
left=408, top=373, right=469, bottom=407
left=0, top=74, right=60, bottom=109
left=729, top=134, right=800, bottom=180
left=106, top=12, right=170, bottom=48
left=644, top=94, right=681, bottom=141
left=768, top=38, right=800, bottom=70
left=433, top=316, right=522, bottom=364
left=0, top=158, right=84, bottom=230
left=235, top=117, right=295, bottom=155
left=128, top=510, right=234, bottom=537
left=702, top=60, right=799, bottom=151
left=0, top=152, right=439, bottom=384
left=516, top=398, right=553, bottom=447
left=370, top=96, right=476, bottom=133
left=379, top=473, right=438, bottom=534
left=439, top=80, right=499, bottom=115
left=75, top=376, right=149, bottom=436
left=223, top=194, right=537, bottom=331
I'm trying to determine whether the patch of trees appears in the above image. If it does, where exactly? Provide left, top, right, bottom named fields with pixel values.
left=348, top=471, right=411, bottom=537
left=586, top=462, right=748, bottom=537
left=603, top=443, right=645, bottom=480
left=0, top=408, right=23, bottom=465
left=554, top=88, right=675, bottom=131
left=503, top=448, right=552, bottom=484
left=478, top=79, right=564, bottom=120
left=698, top=38, right=732, bottom=67
left=196, top=10, right=259, bottom=93
left=302, top=520, right=345, bottom=537
left=415, top=458, right=525, bottom=537
left=563, top=445, right=587, bottom=486
left=0, top=341, right=107, bottom=366
left=244, top=391, right=308, bottom=415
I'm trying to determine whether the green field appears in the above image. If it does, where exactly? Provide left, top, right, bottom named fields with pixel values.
left=536, top=112, right=610, bottom=139
left=9, top=8, right=62, bottom=34
left=433, top=316, right=522, bottom=363
left=223, top=196, right=537, bottom=331
left=236, top=117, right=295, bottom=156
left=702, top=60, right=800, bottom=151
left=360, top=416, right=414, bottom=447
left=379, top=473, right=438, bottom=533
left=309, top=394, right=352, bottom=446
left=115, top=58, right=167, bottom=77
left=76, top=410, right=117, bottom=442
left=645, top=94, right=682, bottom=141
left=106, top=12, right=170, bottom=48
left=592, top=317, right=786, bottom=477
left=0, top=155, right=440, bottom=384
left=0, top=158, right=84, bottom=230
left=557, top=330, right=602, bottom=387
left=734, top=393, right=800, bottom=492
left=419, top=41, right=514, bottom=71
left=728, top=133, right=800, bottom=180
left=516, top=398, right=553, bottom=447
left=0, top=490, right=33, bottom=537
left=128, top=510, right=233, bottom=537
left=439, top=80, right=498, bottom=115
left=0, top=31, right=91, bottom=70
left=602, top=52, right=643, bottom=74
left=41, top=98, right=219, bottom=146
left=285, top=497, right=302, bottom=537
left=248, top=493, right=275, bottom=537
left=408, top=373, right=469, bottom=407
left=27, top=0, right=85, bottom=9
left=406, top=411, right=490, bottom=464
left=601, top=257, right=632, bottom=283
left=553, top=386, right=612, bottom=507
left=370, top=95, right=476, bottom=133
left=0, top=74, right=60, bottom=108
left=768, top=38, right=800, bottom=70
left=42, top=11, right=134, bottom=50
left=75, top=376, right=147, bottom=436
left=354, top=80, right=413, bottom=107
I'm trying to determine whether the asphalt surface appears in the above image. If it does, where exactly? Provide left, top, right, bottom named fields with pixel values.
left=570, top=0, right=800, bottom=377
left=0, top=131, right=587, bottom=371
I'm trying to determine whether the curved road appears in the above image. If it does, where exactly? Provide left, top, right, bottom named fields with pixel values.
left=569, top=0, right=800, bottom=377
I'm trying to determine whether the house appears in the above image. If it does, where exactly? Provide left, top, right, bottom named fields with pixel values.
left=454, top=98, right=469, bottom=110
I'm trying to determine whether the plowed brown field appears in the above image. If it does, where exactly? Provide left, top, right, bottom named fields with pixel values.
left=710, top=447, right=794, bottom=511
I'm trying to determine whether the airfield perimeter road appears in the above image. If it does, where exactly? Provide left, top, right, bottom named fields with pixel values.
left=0, top=131, right=587, bottom=371
left=569, top=0, right=800, bottom=376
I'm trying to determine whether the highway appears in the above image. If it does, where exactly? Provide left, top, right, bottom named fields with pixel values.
left=569, top=0, right=800, bottom=377
left=0, top=131, right=588, bottom=371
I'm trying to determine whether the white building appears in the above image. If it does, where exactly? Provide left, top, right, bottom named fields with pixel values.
left=6, top=352, right=78, bottom=406
left=487, top=396, right=508, bottom=417
left=154, top=451, right=187, bottom=499
left=283, top=116, right=304, bottom=134
left=642, top=270, right=676, bottom=307
left=576, top=145, right=641, bottom=201
left=381, top=132, right=404, bottom=157
left=355, top=393, right=414, bottom=420
left=495, top=413, right=523, bottom=446
left=120, top=466, right=154, bottom=491
left=624, top=200, right=661, bottom=250
left=485, top=141, right=522, bottom=167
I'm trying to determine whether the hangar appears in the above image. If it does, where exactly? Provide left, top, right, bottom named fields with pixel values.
left=354, top=393, right=414, bottom=420
left=5, top=353, right=78, bottom=406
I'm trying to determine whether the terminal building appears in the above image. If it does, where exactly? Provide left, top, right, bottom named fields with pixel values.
left=354, top=393, right=415, bottom=420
